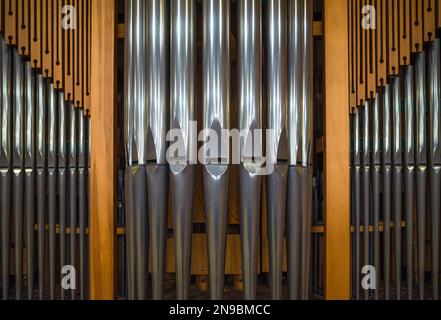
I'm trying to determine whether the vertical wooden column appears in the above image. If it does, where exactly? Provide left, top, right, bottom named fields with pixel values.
left=89, top=0, right=116, bottom=299
left=323, top=0, right=350, bottom=299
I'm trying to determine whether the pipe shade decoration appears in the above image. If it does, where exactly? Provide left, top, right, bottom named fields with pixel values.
left=349, top=0, right=441, bottom=300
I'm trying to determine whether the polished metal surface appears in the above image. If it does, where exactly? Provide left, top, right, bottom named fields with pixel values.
left=391, top=77, right=402, bottom=300
left=24, top=61, right=35, bottom=300
left=202, top=0, right=230, bottom=300
left=371, top=93, right=380, bottom=300
left=362, top=99, right=370, bottom=300
left=69, top=103, right=78, bottom=300
left=403, top=66, right=414, bottom=300
left=35, top=74, right=45, bottom=300
left=288, top=0, right=313, bottom=167
left=12, top=50, right=24, bottom=300
left=238, top=0, right=262, bottom=300
left=429, top=39, right=440, bottom=300
left=78, top=110, right=87, bottom=300
left=353, top=107, right=361, bottom=300
left=266, top=0, right=288, bottom=165
left=415, top=52, right=427, bottom=300
left=170, top=0, right=196, bottom=300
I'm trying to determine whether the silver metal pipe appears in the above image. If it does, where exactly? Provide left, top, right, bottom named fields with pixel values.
left=69, top=103, right=77, bottom=300
left=35, top=74, right=45, bottom=300
left=12, top=50, right=24, bottom=300
left=146, top=0, right=169, bottom=300
left=266, top=0, right=288, bottom=300
left=362, top=99, right=370, bottom=300
left=383, top=84, right=392, bottom=300
left=354, top=107, right=361, bottom=300
left=203, top=0, right=230, bottom=300
left=170, top=0, right=196, bottom=300
left=287, top=0, right=313, bottom=300
left=404, top=65, right=415, bottom=300
left=429, top=39, right=440, bottom=301
left=58, top=92, right=67, bottom=300
left=123, top=0, right=136, bottom=300
left=238, top=0, right=262, bottom=300
left=415, top=52, right=427, bottom=300
left=391, top=77, right=402, bottom=300
left=24, top=61, right=35, bottom=300
left=372, top=92, right=381, bottom=300
left=0, top=36, right=11, bottom=301
left=78, top=110, right=86, bottom=300
left=47, top=82, right=56, bottom=300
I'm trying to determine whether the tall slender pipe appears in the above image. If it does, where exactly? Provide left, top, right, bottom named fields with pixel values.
left=0, top=37, right=12, bottom=300
left=391, top=77, right=402, bottom=300
left=58, top=92, right=67, bottom=300
left=47, top=82, right=57, bottom=300
left=404, top=66, right=415, bottom=300
left=237, top=0, right=262, bottom=300
left=203, top=0, right=231, bottom=300
left=354, top=107, right=361, bottom=300
left=415, top=52, right=427, bottom=300
left=12, top=50, right=24, bottom=300
left=146, top=0, right=169, bottom=300
left=124, top=0, right=148, bottom=300
left=170, top=0, right=196, bottom=300
left=69, top=102, right=78, bottom=300
left=362, top=99, right=370, bottom=300
left=78, top=110, right=86, bottom=300
left=266, top=0, right=288, bottom=300
left=429, top=39, right=440, bottom=301
left=24, top=62, right=35, bottom=300
left=382, top=84, right=392, bottom=300
left=287, top=0, right=313, bottom=300
left=372, top=92, right=381, bottom=300
left=123, top=0, right=136, bottom=300
left=35, top=74, right=45, bottom=300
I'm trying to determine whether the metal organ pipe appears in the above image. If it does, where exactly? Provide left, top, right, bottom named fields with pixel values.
left=170, top=0, right=196, bottom=301
left=202, top=0, right=231, bottom=300
left=287, top=0, right=313, bottom=300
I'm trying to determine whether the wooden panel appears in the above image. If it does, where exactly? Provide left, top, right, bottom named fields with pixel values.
left=5, top=0, right=16, bottom=45
left=64, top=0, right=74, bottom=100
left=423, top=0, right=435, bottom=42
left=54, top=0, right=64, bottom=88
left=42, top=0, right=53, bottom=77
left=324, top=0, right=351, bottom=300
left=412, top=0, right=423, bottom=52
left=74, top=0, right=83, bottom=107
left=388, top=0, right=399, bottom=76
left=84, top=0, right=91, bottom=113
left=366, top=0, right=376, bottom=97
left=356, top=0, right=366, bottom=104
left=89, top=0, right=116, bottom=300
left=17, top=0, right=30, bottom=55
left=400, top=0, right=411, bottom=66
left=30, top=0, right=42, bottom=68
left=377, top=0, right=387, bottom=85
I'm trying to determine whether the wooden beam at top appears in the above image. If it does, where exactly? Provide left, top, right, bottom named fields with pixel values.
left=323, top=0, right=350, bottom=300
left=89, top=0, right=116, bottom=300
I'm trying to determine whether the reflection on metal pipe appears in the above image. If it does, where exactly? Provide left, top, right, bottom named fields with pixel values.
left=415, top=52, right=427, bottom=300
left=382, top=84, right=392, bottom=300
left=58, top=92, right=67, bottom=300
left=47, top=82, right=56, bottom=300
left=12, top=50, right=24, bottom=300
left=404, top=66, right=415, bottom=300
left=238, top=0, right=262, bottom=300
left=24, top=61, right=35, bottom=300
left=78, top=109, right=87, bottom=300
left=429, top=39, right=440, bottom=301
left=391, top=77, right=402, bottom=300
left=287, top=0, right=313, bottom=300
left=353, top=107, right=361, bottom=300
left=266, top=0, right=288, bottom=300
left=372, top=93, right=381, bottom=300
left=170, top=0, right=196, bottom=300
left=35, top=74, right=45, bottom=300
left=69, top=103, right=78, bottom=300
left=146, top=0, right=169, bottom=301
left=362, top=99, right=370, bottom=300
left=203, top=0, right=230, bottom=300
